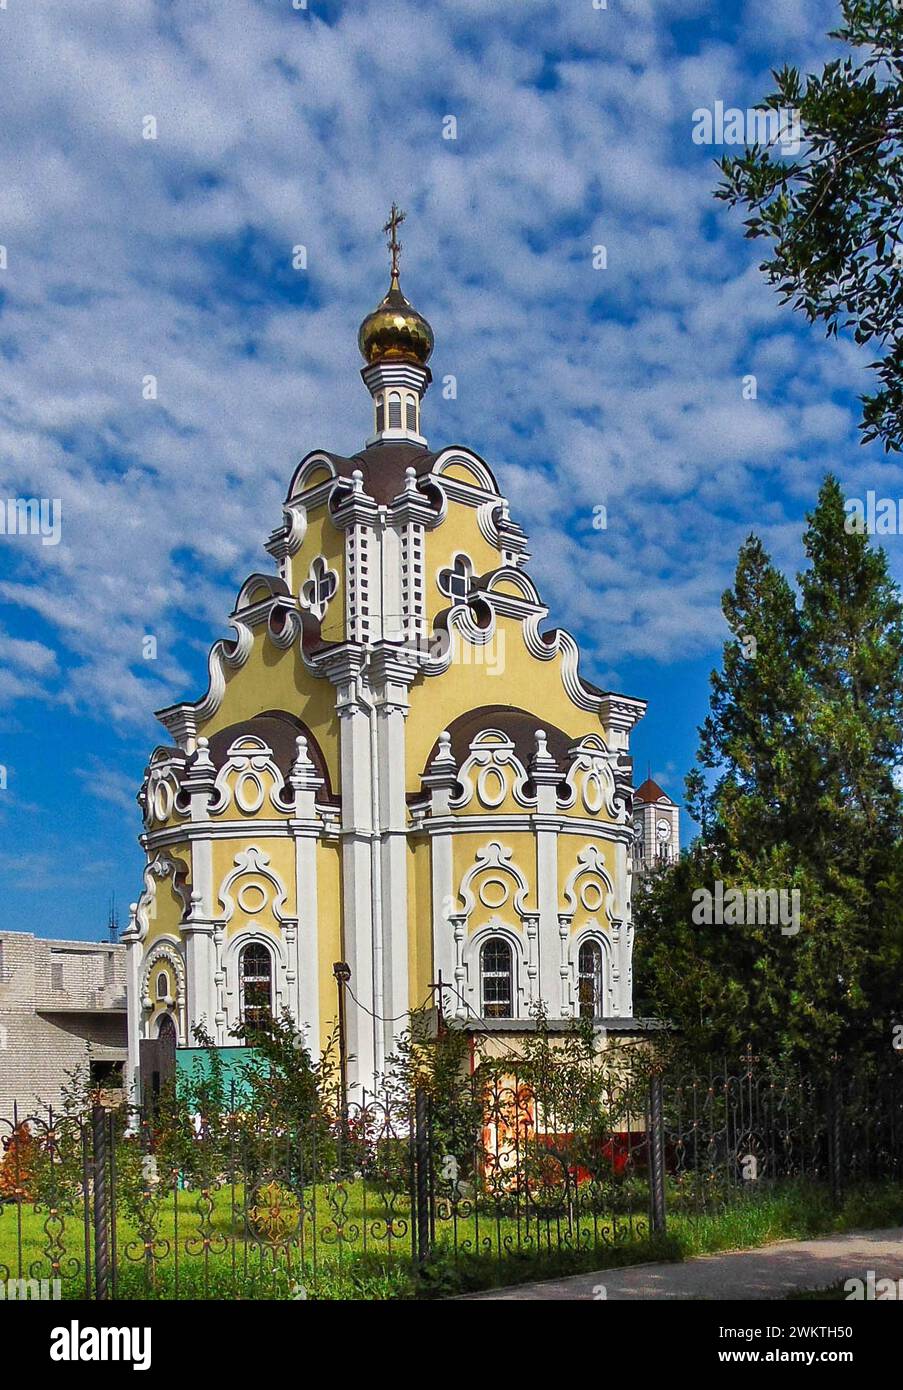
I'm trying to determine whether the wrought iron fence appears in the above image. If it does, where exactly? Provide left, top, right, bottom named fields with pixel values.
left=1, top=1054, right=901, bottom=1300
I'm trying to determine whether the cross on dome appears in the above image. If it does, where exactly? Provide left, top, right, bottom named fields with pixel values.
left=383, top=202, right=406, bottom=282
left=358, top=208, right=435, bottom=448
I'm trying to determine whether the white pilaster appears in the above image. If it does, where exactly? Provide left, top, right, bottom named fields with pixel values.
left=183, top=739, right=218, bottom=1037
left=371, top=650, right=418, bottom=1063
left=288, top=735, right=324, bottom=1049
left=423, top=732, right=459, bottom=1018
left=123, top=905, right=142, bottom=1105
left=323, top=649, right=376, bottom=1095
left=183, top=893, right=217, bottom=1040
left=532, top=731, right=562, bottom=1017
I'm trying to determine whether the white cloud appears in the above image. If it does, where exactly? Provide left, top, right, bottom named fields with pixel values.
left=0, top=0, right=885, bottom=727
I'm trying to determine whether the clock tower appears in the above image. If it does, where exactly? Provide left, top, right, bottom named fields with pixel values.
left=632, top=778, right=680, bottom=871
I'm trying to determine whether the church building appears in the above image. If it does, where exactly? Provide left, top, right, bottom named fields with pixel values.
left=124, top=210, right=671, bottom=1101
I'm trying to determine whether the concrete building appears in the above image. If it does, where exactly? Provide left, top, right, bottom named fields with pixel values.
left=0, top=932, right=127, bottom=1122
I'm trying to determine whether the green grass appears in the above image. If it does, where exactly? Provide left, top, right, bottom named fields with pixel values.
left=2, top=1179, right=901, bottom=1300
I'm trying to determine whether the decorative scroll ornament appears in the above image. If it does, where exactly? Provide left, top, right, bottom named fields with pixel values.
left=457, top=841, right=531, bottom=919
left=139, top=749, right=187, bottom=828
left=218, top=846, right=289, bottom=924
left=560, top=846, right=616, bottom=926
left=208, top=736, right=290, bottom=817
left=450, top=730, right=534, bottom=811
left=522, top=615, right=605, bottom=714
left=560, top=735, right=625, bottom=821
left=134, top=854, right=191, bottom=941
left=194, top=620, right=254, bottom=723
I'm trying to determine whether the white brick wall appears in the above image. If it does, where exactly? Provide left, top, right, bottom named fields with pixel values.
left=0, top=932, right=127, bottom=1122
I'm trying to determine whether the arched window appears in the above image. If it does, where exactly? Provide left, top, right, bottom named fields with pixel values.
left=156, top=971, right=168, bottom=1001
left=388, top=392, right=402, bottom=428
left=240, top=942, right=273, bottom=1031
left=375, top=393, right=385, bottom=432
left=578, top=940, right=604, bottom=1020
left=157, top=1012, right=177, bottom=1049
left=480, top=937, right=513, bottom=1019
left=405, top=395, right=417, bottom=431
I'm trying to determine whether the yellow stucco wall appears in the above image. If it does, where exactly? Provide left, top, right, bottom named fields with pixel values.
left=143, top=858, right=190, bottom=949
left=198, top=629, right=341, bottom=789
left=404, top=613, right=606, bottom=791
left=407, top=838, right=433, bottom=1006
left=315, top=841, right=343, bottom=1053
left=452, top=830, right=538, bottom=922
left=286, top=502, right=346, bottom=645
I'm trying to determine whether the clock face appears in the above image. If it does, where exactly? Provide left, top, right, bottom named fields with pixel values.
left=656, top=819, right=671, bottom=842
left=633, top=818, right=644, bottom=841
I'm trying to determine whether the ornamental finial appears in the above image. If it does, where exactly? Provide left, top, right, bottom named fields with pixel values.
left=383, top=202, right=406, bottom=283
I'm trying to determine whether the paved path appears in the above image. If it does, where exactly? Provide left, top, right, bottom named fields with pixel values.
left=464, top=1227, right=903, bottom=1300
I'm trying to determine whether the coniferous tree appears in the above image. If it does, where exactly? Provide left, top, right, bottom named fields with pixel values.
left=716, top=0, right=903, bottom=453
left=636, top=475, right=903, bottom=1064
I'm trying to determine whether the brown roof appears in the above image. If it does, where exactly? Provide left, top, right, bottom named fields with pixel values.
left=322, top=443, right=442, bottom=506
left=423, top=706, right=574, bottom=777
left=633, top=777, right=675, bottom=805
left=201, top=712, right=338, bottom=802
left=317, top=441, right=502, bottom=506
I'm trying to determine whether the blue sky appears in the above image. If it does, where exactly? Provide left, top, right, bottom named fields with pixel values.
left=1, top=0, right=898, bottom=941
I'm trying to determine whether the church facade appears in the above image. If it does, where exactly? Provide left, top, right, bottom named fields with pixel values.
left=124, top=213, right=666, bottom=1101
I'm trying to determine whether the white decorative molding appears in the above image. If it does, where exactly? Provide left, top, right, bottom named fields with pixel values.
left=269, top=602, right=302, bottom=651
left=483, top=567, right=541, bottom=606
left=450, top=731, right=534, bottom=812
left=218, top=845, right=290, bottom=925
left=285, top=451, right=339, bottom=502
left=197, top=619, right=254, bottom=722
left=142, top=762, right=186, bottom=828
left=477, top=498, right=504, bottom=550
left=134, top=853, right=191, bottom=942
left=208, top=736, right=291, bottom=817
left=560, top=845, right=616, bottom=924
left=559, top=736, right=625, bottom=821
left=157, top=620, right=254, bottom=743
left=140, top=938, right=187, bottom=1014
left=431, top=448, right=500, bottom=497
left=282, top=505, right=307, bottom=556
left=476, top=497, right=531, bottom=566
left=522, top=614, right=604, bottom=714
left=457, top=840, right=531, bottom=919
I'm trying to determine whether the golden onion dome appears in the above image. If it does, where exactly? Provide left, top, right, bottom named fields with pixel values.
left=358, top=273, right=434, bottom=367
